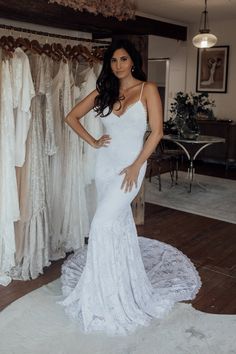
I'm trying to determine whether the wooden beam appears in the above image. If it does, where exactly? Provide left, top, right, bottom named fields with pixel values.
left=0, top=0, right=187, bottom=41
left=94, top=16, right=187, bottom=41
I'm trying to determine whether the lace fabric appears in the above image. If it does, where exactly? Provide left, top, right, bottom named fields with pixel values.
left=50, top=62, right=90, bottom=258
left=43, top=56, right=57, bottom=157
left=59, top=87, right=201, bottom=336
left=10, top=54, right=51, bottom=280
left=10, top=48, right=35, bottom=167
left=60, top=204, right=201, bottom=335
left=0, top=60, right=20, bottom=285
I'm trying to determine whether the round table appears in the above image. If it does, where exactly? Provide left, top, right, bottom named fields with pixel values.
left=162, top=134, right=225, bottom=192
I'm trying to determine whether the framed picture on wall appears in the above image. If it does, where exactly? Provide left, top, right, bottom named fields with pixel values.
left=196, top=46, right=229, bottom=93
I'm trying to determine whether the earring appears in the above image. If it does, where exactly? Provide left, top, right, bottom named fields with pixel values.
left=131, top=66, right=135, bottom=73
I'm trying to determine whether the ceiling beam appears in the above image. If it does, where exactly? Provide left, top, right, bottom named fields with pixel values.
left=0, top=0, right=187, bottom=41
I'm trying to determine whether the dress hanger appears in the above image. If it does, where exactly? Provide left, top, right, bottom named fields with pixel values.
left=80, top=45, right=96, bottom=65
left=51, top=43, right=66, bottom=62
left=65, top=44, right=72, bottom=59
left=30, top=39, right=43, bottom=55
left=42, top=42, right=52, bottom=58
left=69, top=45, right=82, bottom=62
left=92, top=46, right=104, bottom=61
left=0, top=36, right=14, bottom=57
left=15, top=37, right=31, bottom=53
left=54, top=43, right=67, bottom=62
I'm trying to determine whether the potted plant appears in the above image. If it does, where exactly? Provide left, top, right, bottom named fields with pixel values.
left=167, top=92, right=215, bottom=139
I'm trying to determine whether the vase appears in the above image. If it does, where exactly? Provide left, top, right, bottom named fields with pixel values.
left=179, top=115, right=200, bottom=140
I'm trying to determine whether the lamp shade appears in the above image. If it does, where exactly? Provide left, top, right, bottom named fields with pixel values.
left=192, top=31, right=217, bottom=48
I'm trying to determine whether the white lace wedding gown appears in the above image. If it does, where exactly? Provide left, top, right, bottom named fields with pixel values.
left=59, top=83, right=201, bottom=336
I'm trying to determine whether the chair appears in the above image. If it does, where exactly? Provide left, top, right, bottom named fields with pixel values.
left=147, top=140, right=184, bottom=191
left=161, top=140, right=185, bottom=184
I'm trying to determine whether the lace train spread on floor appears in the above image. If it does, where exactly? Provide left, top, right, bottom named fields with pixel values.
left=59, top=228, right=201, bottom=336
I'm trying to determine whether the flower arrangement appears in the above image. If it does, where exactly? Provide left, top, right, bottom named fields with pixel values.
left=48, top=0, right=136, bottom=21
left=170, top=91, right=215, bottom=120
left=165, top=92, right=215, bottom=139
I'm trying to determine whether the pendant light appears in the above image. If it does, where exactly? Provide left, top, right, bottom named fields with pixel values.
left=192, top=0, right=217, bottom=48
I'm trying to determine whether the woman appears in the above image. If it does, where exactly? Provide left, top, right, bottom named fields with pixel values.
left=60, top=39, right=201, bottom=336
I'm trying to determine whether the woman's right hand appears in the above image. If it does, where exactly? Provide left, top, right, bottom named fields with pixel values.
left=93, top=134, right=111, bottom=149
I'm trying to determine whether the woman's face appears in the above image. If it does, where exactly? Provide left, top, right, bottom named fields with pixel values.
left=110, top=48, right=134, bottom=80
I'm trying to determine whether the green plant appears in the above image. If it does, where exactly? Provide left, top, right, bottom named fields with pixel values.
left=170, top=91, right=215, bottom=119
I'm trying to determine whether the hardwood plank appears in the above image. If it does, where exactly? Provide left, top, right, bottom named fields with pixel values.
left=0, top=259, right=64, bottom=311
left=192, top=267, right=236, bottom=314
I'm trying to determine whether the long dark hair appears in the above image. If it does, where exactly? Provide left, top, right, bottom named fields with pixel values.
left=94, top=39, right=147, bottom=117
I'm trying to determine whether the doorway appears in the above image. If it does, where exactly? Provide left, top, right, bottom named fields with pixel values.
left=148, top=59, right=170, bottom=122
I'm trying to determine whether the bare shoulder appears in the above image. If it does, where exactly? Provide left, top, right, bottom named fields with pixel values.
left=142, top=82, right=160, bottom=106
left=143, top=81, right=159, bottom=94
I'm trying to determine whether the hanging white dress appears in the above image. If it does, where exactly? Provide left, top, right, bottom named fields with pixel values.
left=59, top=67, right=90, bottom=251
left=50, top=61, right=89, bottom=258
left=80, top=66, right=103, bottom=186
left=43, top=55, right=57, bottom=157
left=49, top=61, right=69, bottom=259
left=59, top=83, right=201, bottom=336
left=11, top=54, right=51, bottom=280
left=0, top=60, right=19, bottom=286
left=78, top=66, right=103, bottom=223
left=10, top=47, right=35, bottom=167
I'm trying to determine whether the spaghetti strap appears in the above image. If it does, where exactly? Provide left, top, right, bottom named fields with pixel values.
left=139, top=82, right=145, bottom=100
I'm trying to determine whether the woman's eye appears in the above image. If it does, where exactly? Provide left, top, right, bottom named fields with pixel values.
left=121, top=57, right=128, bottom=61
left=111, top=58, right=116, bottom=63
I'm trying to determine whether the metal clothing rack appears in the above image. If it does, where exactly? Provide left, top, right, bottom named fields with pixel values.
left=0, top=23, right=110, bottom=45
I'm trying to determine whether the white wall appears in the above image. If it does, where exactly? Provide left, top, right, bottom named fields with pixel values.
left=186, top=19, right=236, bottom=121
left=148, top=35, right=188, bottom=119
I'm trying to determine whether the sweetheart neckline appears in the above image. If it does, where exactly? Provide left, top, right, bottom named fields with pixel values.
left=111, top=100, right=146, bottom=118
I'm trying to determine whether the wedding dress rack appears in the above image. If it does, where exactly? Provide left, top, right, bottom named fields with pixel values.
left=0, top=23, right=109, bottom=62
left=0, top=22, right=106, bottom=286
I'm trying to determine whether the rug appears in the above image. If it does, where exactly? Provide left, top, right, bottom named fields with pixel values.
left=0, top=279, right=236, bottom=354
left=145, top=172, right=236, bottom=224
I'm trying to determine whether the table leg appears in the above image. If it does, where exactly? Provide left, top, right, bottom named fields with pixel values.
left=187, top=159, right=195, bottom=193
left=169, top=141, right=193, bottom=192
left=163, top=137, right=225, bottom=192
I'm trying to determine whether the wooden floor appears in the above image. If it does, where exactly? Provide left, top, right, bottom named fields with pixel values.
left=1, top=162, right=236, bottom=314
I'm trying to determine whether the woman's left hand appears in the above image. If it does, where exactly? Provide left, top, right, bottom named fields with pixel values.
left=119, top=163, right=141, bottom=193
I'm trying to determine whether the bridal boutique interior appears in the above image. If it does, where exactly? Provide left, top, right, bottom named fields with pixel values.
left=0, top=0, right=236, bottom=352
